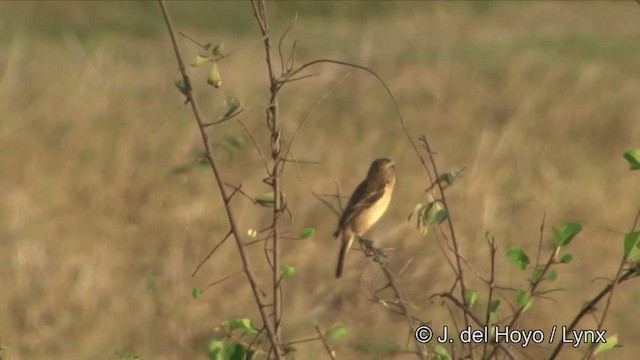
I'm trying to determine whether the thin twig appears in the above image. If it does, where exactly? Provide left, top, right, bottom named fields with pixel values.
left=192, top=230, right=232, bottom=277
left=207, top=269, right=244, bottom=287
left=237, top=118, right=271, bottom=174
left=315, top=325, right=337, bottom=360
left=283, top=72, right=351, bottom=174
left=203, top=108, right=245, bottom=127
left=286, top=59, right=433, bottom=182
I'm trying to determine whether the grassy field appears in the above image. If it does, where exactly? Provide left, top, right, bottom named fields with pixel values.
left=1, top=1, right=639, bottom=359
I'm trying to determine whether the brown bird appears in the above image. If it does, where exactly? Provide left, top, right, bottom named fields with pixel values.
left=334, top=158, right=396, bottom=278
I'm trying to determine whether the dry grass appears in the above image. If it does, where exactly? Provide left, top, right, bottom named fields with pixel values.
left=0, top=1, right=639, bottom=359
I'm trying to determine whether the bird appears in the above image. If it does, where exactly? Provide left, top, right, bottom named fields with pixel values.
left=334, top=158, right=396, bottom=278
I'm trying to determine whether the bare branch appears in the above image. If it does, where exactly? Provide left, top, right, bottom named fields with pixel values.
left=157, top=1, right=282, bottom=357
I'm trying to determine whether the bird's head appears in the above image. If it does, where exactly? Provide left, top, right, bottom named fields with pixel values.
left=367, top=158, right=395, bottom=181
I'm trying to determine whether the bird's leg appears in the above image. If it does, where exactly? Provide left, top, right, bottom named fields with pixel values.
left=357, top=236, right=387, bottom=259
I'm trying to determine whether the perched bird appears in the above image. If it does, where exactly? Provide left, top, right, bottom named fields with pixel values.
left=334, top=158, right=396, bottom=278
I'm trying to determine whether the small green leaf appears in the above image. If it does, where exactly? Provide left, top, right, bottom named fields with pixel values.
left=120, top=355, right=139, bottom=360
left=226, top=135, right=244, bottom=149
left=489, top=299, right=501, bottom=313
left=433, top=344, right=451, bottom=360
left=553, top=222, right=582, bottom=247
left=624, top=231, right=640, bottom=258
left=506, top=247, right=530, bottom=270
left=207, top=62, right=222, bottom=88
left=280, top=265, right=296, bottom=278
left=623, top=149, right=640, bottom=170
left=559, top=253, right=573, bottom=264
left=298, top=227, right=315, bottom=239
left=255, top=192, right=275, bottom=207
left=531, top=269, right=543, bottom=283
left=437, top=168, right=465, bottom=185
left=195, top=157, right=209, bottom=167
left=228, top=318, right=253, bottom=331
left=409, top=203, right=430, bottom=236
left=212, top=43, right=225, bottom=57
left=326, top=323, right=348, bottom=340
left=208, top=337, right=225, bottom=359
left=191, top=55, right=210, bottom=67
left=192, top=287, right=202, bottom=299
left=516, top=289, right=532, bottom=312
left=220, top=96, right=240, bottom=118
left=546, top=268, right=558, bottom=281
left=432, top=207, right=449, bottom=225
left=204, top=42, right=212, bottom=50
left=424, top=201, right=448, bottom=225
left=282, top=344, right=297, bottom=354
left=593, top=334, right=618, bottom=355
left=465, top=288, right=478, bottom=307
left=175, top=79, right=190, bottom=96
left=224, top=342, right=248, bottom=360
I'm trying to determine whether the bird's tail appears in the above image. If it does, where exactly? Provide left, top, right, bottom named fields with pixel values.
left=335, top=234, right=354, bottom=278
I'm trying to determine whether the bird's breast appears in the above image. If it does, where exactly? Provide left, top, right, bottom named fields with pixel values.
left=367, top=185, right=393, bottom=227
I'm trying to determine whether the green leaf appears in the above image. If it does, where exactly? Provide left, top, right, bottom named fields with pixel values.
left=204, top=43, right=212, bottom=50
left=559, top=253, right=573, bottom=264
left=225, top=342, right=248, bottom=360
left=191, top=55, right=210, bottom=67
left=409, top=203, right=429, bottom=236
left=207, top=62, right=222, bottom=88
left=489, top=299, right=501, bottom=313
left=531, top=269, right=543, bottom=283
left=465, top=288, right=478, bottom=307
left=623, top=149, right=640, bottom=170
left=192, top=287, right=202, bottom=299
left=506, top=247, right=530, bottom=270
left=432, top=207, right=449, bottom=224
left=326, top=323, right=348, bottom=340
left=226, top=135, right=244, bottom=149
left=283, top=344, right=297, bottom=353
left=516, top=289, right=532, bottom=312
left=175, top=79, right=190, bottom=96
left=221, top=96, right=241, bottom=118
left=228, top=318, right=253, bottom=331
left=120, top=355, right=139, bottom=360
left=553, top=222, right=582, bottom=247
left=593, top=334, right=618, bottom=355
left=546, top=268, right=558, bottom=281
left=254, top=192, right=275, bottom=207
left=280, top=265, right=296, bottom=278
left=423, top=200, right=448, bottom=225
left=212, top=43, right=225, bottom=57
left=624, top=231, right=640, bottom=258
left=208, top=337, right=225, bottom=360
left=437, top=168, right=465, bottom=185
left=298, top=227, right=315, bottom=239
left=433, top=344, right=451, bottom=360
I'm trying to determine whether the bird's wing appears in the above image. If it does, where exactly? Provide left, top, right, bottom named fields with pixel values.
left=333, top=180, right=386, bottom=237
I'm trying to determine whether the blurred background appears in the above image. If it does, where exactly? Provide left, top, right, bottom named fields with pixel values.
left=1, top=1, right=639, bottom=359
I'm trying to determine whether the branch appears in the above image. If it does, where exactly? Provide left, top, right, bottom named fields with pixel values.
left=250, top=0, right=285, bottom=345
left=157, top=1, right=282, bottom=358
